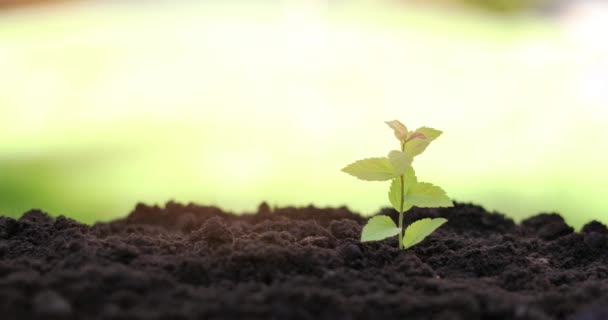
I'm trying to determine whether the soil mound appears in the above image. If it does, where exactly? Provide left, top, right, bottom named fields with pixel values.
left=1, top=202, right=607, bottom=319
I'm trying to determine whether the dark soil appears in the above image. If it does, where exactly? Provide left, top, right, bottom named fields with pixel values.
left=1, top=201, right=607, bottom=320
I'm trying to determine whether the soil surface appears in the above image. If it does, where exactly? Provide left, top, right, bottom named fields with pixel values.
left=1, top=201, right=607, bottom=320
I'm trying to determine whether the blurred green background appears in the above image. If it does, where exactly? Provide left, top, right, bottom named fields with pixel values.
left=1, top=0, right=607, bottom=228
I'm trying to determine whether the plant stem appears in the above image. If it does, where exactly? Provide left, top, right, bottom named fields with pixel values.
left=398, top=175, right=404, bottom=249
left=398, top=141, right=406, bottom=249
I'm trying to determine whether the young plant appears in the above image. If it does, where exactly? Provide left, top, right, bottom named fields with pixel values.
left=342, top=120, right=453, bottom=249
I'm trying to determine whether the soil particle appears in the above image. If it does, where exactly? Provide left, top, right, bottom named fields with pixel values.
left=19, top=210, right=54, bottom=225
left=32, top=289, right=73, bottom=318
left=329, top=219, right=361, bottom=240
left=189, top=216, right=234, bottom=248
left=1, top=202, right=607, bottom=319
left=521, top=213, right=574, bottom=240
left=581, top=221, right=608, bottom=235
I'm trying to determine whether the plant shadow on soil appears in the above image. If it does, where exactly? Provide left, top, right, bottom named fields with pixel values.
left=1, top=201, right=607, bottom=320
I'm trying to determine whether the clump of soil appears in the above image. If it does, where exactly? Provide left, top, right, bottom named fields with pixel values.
left=1, top=201, right=607, bottom=320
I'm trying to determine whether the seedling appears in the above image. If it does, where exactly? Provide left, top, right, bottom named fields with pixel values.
left=342, top=120, right=453, bottom=249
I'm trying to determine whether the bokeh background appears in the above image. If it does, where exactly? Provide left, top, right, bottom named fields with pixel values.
left=1, top=0, right=607, bottom=228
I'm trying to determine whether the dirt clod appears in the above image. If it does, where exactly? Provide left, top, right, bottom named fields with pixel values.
left=522, top=213, right=574, bottom=240
left=33, top=289, right=73, bottom=318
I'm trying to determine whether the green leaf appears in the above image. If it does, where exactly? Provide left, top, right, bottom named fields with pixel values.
left=387, top=150, right=413, bottom=175
left=388, top=178, right=404, bottom=213
left=402, top=218, right=448, bottom=249
left=385, top=120, right=408, bottom=141
left=402, top=166, right=418, bottom=195
left=388, top=167, right=417, bottom=213
left=342, top=157, right=396, bottom=181
left=361, top=215, right=401, bottom=242
left=404, top=182, right=453, bottom=208
left=404, top=127, right=442, bottom=157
